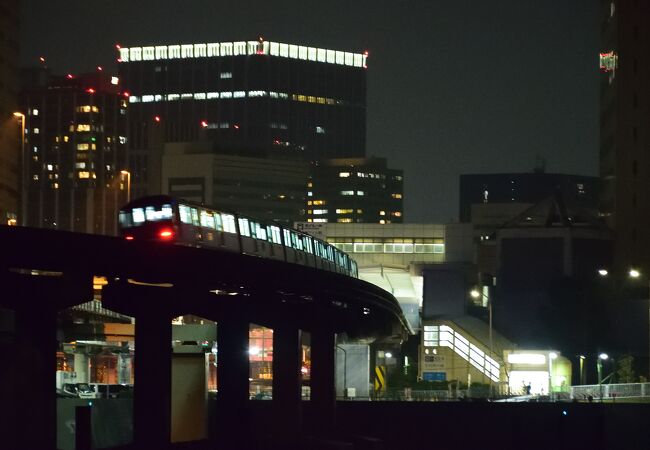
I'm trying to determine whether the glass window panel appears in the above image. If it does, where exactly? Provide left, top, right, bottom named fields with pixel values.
left=238, top=218, right=250, bottom=237
left=132, top=208, right=145, bottom=224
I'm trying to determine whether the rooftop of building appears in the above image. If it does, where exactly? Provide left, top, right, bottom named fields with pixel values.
left=118, top=39, right=369, bottom=68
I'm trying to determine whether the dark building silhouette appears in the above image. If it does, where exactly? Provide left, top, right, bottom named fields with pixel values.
left=459, top=172, right=599, bottom=224
left=307, top=157, right=403, bottom=224
left=0, top=1, right=20, bottom=225
left=599, top=0, right=650, bottom=273
left=118, top=39, right=368, bottom=199
left=20, top=70, right=129, bottom=234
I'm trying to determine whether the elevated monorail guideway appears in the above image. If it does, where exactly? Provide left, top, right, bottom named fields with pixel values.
left=0, top=203, right=407, bottom=448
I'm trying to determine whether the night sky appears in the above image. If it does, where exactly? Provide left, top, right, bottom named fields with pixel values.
left=21, top=0, right=600, bottom=222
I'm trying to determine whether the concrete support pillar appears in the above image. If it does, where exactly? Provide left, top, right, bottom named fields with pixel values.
left=13, top=308, right=58, bottom=450
left=272, top=325, right=303, bottom=436
left=310, top=328, right=336, bottom=434
left=216, top=317, right=250, bottom=447
left=134, top=314, right=172, bottom=448
left=74, top=351, right=90, bottom=383
left=117, top=352, right=132, bottom=385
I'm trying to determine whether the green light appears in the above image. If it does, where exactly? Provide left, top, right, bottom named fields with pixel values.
left=91, top=137, right=96, bottom=142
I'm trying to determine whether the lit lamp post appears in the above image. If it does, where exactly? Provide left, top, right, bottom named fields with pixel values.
left=13, top=112, right=26, bottom=225
left=548, top=351, right=558, bottom=400
left=120, top=170, right=131, bottom=203
left=597, top=352, right=608, bottom=402
left=598, top=267, right=648, bottom=379
left=471, top=286, right=493, bottom=392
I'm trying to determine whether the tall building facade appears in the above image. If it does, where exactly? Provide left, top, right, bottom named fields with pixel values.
left=599, top=0, right=650, bottom=272
left=306, top=158, right=403, bottom=224
left=118, top=40, right=368, bottom=199
left=20, top=71, right=129, bottom=234
left=161, top=141, right=308, bottom=225
left=0, top=1, right=20, bottom=225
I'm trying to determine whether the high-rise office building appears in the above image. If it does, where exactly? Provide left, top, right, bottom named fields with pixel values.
left=599, top=0, right=650, bottom=272
left=118, top=39, right=368, bottom=198
left=306, top=157, right=403, bottom=224
left=0, top=1, right=20, bottom=225
left=20, top=70, right=129, bottom=234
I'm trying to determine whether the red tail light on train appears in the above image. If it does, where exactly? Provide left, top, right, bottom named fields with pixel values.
left=159, top=229, right=174, bottom=240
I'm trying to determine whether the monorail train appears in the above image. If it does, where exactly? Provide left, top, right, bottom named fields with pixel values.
left=117, top=195, right=358, bottom=277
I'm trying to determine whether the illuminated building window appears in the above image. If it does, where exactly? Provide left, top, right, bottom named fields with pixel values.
left=338, top=218, right=353, bottom=223
left=307, top=201, right=313, bottom=205
left=357, top=191, right=365, bottom=196
left=392, top=193, right=402, bottom=199
left=33, top=128, right=39, bottom=134
left=379, top=210, right=386, bottom=216
left=33, top=175, right=39, bottom=181
left=77, top=143, right=89, bottom=151
left=119, top=136, right=127, bottom=144
left=233, top=91, right=246, bottom=98
left=312, top=200, right=325, bottom=205
left=392, top=211, right=402, bottom=217
left=111, top=76, right=119, bottom=85
left=336, top=209, right=353, bottom=214
left=78, top=171, right=90, bottom=179
left=46, top=164, right=53, bottom=171
left=221, top=92, right=233, bottom=99
left=55, top=136, right=59, bottom=143
left=313, top=209, right=328, bottom=215
left=316, top=126, right=325, bottom=134
left=379, top=220, right=386, bottom=224
left=357, top=172, right=367, bottom=178
left=313, top=218, right=328, bottom=223
left=357, top=209, right=363, bottom=213
left=393, top=175, right=403, bottom=181
left=339, top=172, right=350, bottom=178
left=63, top=136, right=69, bottom=142
left=307, top=192, right=313, bottom=197
left=307, top=182, right=313, bottom=188
left=77, top=124, right=91, bottom=132
left=341, top=191, right=354, bottom=196
left=77, top=105, right=100, bottom=113
left=76, top=162, right=86, bottom=169
left=32, top=109, right=39, bottom=116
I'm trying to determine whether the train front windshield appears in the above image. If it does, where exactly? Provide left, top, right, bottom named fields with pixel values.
left=118, top=203, right=176, bottom=239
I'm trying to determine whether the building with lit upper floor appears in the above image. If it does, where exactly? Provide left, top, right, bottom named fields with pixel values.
left=599, top=0, right=650, bottom=274
left=306, top=157, right=403, bottom=224
left=20, top=69, right=129, bottom=234
left=117, top=39, right=368, bottom=198
left=0, top=1, right=20, bottom=225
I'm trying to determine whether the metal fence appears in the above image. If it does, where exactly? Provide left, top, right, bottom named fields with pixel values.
left=571, top=383, right=650, bottom=401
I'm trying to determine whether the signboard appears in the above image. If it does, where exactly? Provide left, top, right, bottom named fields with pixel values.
left=423, top=372, right=446, bottom=382
left=294, top=222, right=325, bottom=240
left=421, top=354, right=446, bottom=371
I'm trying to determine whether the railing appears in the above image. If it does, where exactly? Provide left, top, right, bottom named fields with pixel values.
left=571, top=382, right=650, bottom=401
left=70, top=299, right=133, bottom=321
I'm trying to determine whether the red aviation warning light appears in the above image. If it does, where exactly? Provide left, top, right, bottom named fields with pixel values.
left=201, top=120, right=209, bottom=128
left=86, top=88, right=95, bottom=94
left=154, top=116, right=161, bottom=122
left=125, top=235, right=134, bottom=241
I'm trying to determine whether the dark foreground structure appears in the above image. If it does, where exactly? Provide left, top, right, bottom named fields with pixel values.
left=1, top=225, right=649, bottom=449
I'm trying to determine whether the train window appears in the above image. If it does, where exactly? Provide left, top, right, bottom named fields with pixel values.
left=238, top=218, right=251, bottom=237
left=132, top=208, right=145, bottom=224
left=250, top=221, right=267, bottom=240
left=327, top=246, right=334, bottom=262
left=214, top=213, right=223, bottom=231
left=304, top=236, right=314, bottom=254
left=179, top=205, right=192, bottom=224
left=267, top=225, right=282, bottom=244
left=291, top=232, right=303, bottom=250
left=221, top=214, right=236, bottom=233
left=283, top=229, right=292, bottom=247
left=190, top=208, right=200, bottom=226
left=145, top=205, right=173, bottom=221
left=119, top=211, right=133, bottom=227
left=200, top=210, right=215, bottom=228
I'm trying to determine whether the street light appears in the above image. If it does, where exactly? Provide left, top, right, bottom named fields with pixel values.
left=597, top=353, right=608, bottom=384
left=13, top=112, right=26, bottom=225
left=629, top=269, right=641, bottom=279
left=470, top=280, right=494, bottom=394
left=120, top=170, right=131, bottom=203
